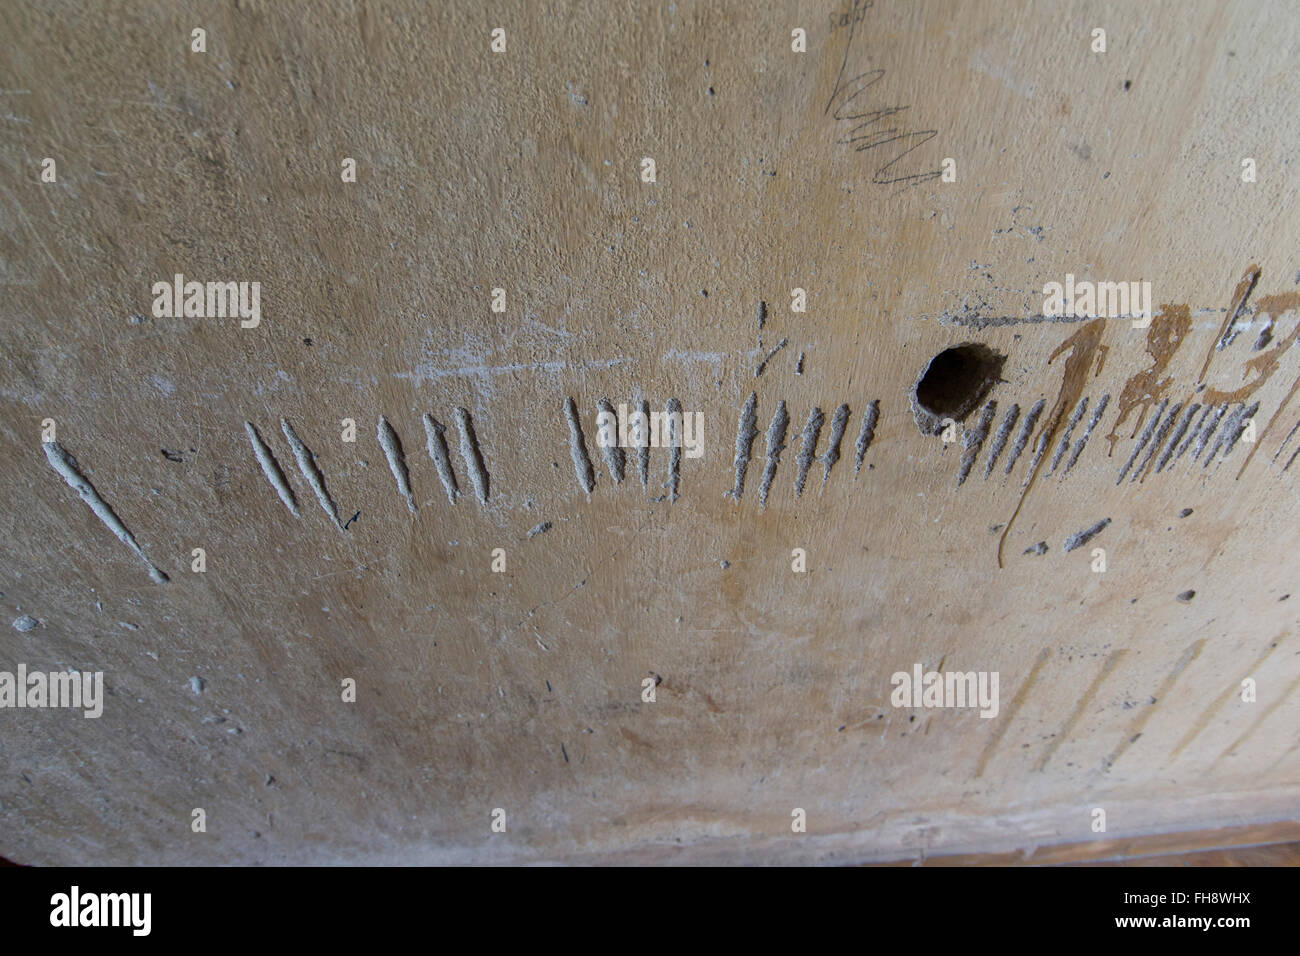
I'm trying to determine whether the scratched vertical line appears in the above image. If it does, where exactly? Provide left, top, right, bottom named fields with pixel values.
left=1062, top=392, right=1109, bottom=477
left=727, top=392, right=759, bottom=499
left=634, top=398, right=651, bottom=490
left=1215, top=401, right=1259, bottom=465
left=1003, top=398, right=1045, bottom=477
left=1215, top=670, right=1300, bottom=764
left=596, top=398, right=626, bottom=484
left=1048, top=396, right=1088, bottom=475
left=821, top=402, right=851, bottom=487
left=1191, top=404, right=1229, bottom=463
left=793, top=405, right=824, bottom=497
left=564, top=396, right=595, bottom=494
left=983, top=403, right=1019, bottom=478
left=1282, top=731, right=1300, bottom=764
left=1154, top=403, right=1199, bottom=475
left=244, top=421, right=300, bottom=516
left=422, top=413, right=460, bottom=504
left=1171, top=635, right=1285, bottom=760
left=280, top=418, right=345, bottom=532
left=957, top=400, right=996, bottom=486
left=455, top=407, right=490, bottom=503
left=758, top=400, right=789, bottom=508
left=42, top=441, right=170, bottom=583
left=1101, top=639, right=1205, bottom=773
left=853, top=399, right=879, bottom=477
left=377, top=415, right=417, bottom=513
left=974, top=646, right=1051, bottom=779
left=1133, top=402, right=1181, bottom=482
left=1270, top=417, right=1300, bottom=468
left=664, top=397, right=683, bottom=502
left=1116, top=398, right=1167, bottom=483
left=1033, top=649, right=1127, bottom=772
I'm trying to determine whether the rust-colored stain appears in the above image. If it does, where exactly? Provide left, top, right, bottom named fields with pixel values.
left=620, top=727, right=654, bottom=750
left=1202, top=292, right=1300, bottom=406
left=1105, top=305, right=1192, bottom=455
left=1202, top=287, right=1300, bottom=478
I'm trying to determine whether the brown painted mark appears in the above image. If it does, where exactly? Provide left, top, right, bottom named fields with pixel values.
left=656, top=677, right=725, bottom=716
left=1215, top=670, right=1300, bottom=765
left=1105, top=306, right=1191, bottom=456
left=997, top=320, right=1105, bottom=568
left=1101, top=639, right=1205, bottom=774
left=1198, top=264, right=1261, bottom=381
left=1171, top=635, right=1284, bottom=760
left=1093, top=343, right=1109, bottom=379
left=1283, top=735, right=1300, bottom=764
left=620, top=727, right=654, bottom=750
left=1202, top=292, right=1300, bottom=407
left=1229, top=295, right=1300, bottom=477
left=974, top=646, right=1051, bottom=778
left=1034, top=649, right=1127, bottom=772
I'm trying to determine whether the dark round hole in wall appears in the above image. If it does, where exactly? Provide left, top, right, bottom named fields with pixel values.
left=911, top=343, right=1006, bottom=435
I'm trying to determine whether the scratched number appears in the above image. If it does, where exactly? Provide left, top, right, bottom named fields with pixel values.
left=830, top=1, right=871, bottom=30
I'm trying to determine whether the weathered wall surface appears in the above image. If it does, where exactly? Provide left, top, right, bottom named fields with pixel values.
left=1, top=0, right=1298, bottom=864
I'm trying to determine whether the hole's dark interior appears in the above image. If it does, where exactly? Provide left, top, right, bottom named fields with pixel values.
left=914, top=344, right=1005, bottom=422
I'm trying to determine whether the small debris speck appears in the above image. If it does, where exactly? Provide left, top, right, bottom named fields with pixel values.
left=1176, top=590, right=1196, bottom=603
left=12, top=615, right=38, bottom=632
